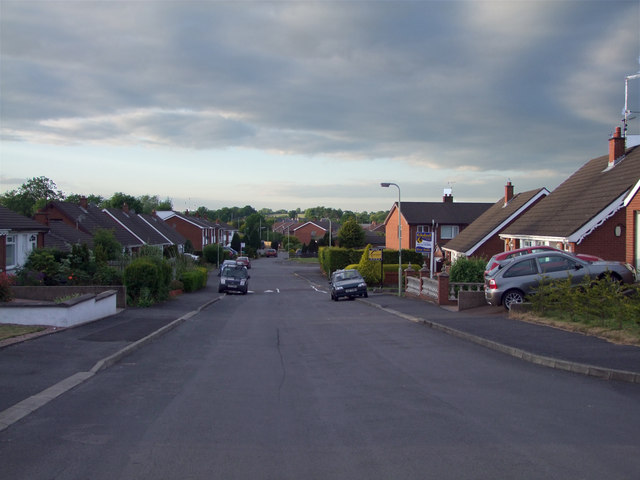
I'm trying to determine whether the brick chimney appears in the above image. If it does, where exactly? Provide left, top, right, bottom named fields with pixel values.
left=504, top=181, right=514, bottom=205
left=80, top=196, right=88, bottom=209
left=609, top=126, right=626, bottom=166
left=34, top=211, right=49, bottom=226
left=123, top=202, right=129, bottom=213
left=443, top=187, right=453, bottom=203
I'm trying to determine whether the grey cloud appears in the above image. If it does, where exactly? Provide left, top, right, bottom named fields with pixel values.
left=2, top=1, right=638, bottom=179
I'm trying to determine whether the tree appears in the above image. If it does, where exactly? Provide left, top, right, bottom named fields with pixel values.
left=93, top=228, right=122, bottom=262
left=337, top=219, right=366, bottom=248
left=231, top=232, right=242, bottom=253
left=106, top=192, right=143, bottom=213
left=66, top=193, right=105, bottom=206
left=0, top=176, right=64, bottom=216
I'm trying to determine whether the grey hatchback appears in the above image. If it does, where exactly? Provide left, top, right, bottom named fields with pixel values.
left=485, top=251, right=636, bottom=310
left=330, top=269, right=368, bottom=301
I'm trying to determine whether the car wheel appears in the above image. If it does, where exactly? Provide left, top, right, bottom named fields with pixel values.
left=364, top=292, right=368, bottom=298
left=503, top=289, right=524, bottom=310
left=218, top=287, right=224, bottom=293
left=598, top=272, right=622, bottom=283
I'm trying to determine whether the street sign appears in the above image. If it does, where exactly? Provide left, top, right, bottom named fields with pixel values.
left=369, top=249, right=382, bottom=261
left=416, top=232, right=432, bottom=252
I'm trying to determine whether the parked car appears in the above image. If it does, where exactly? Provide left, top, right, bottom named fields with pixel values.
left=236, top=256, right=251, bottom=269
left=219, top=259, right=237, bottom=275
left=223, top=246, right=238, bottom=258
left=484, top=246, right=603, bottom=276
left=485, top=251, right=636, bottom=310
left=218, top=265, right=250, bottom=295
left=264, top=248, right=277, bottom=258
left=329, top=269, right=368, bottom=301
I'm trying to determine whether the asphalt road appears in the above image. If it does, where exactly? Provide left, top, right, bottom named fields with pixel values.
left=1, top=258, right=640, bottom=479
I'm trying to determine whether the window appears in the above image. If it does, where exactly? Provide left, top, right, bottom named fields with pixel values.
left=29, top=234, right=37, bottom=251
left=6, top=235, right=16, bottom=268
left=538, top=255, right=576, bottom=273
left=417, top=225, right=430, bottom=233
left=440, top=225, right=459, bottom=239
left=504, top=258, right=538, bottom=278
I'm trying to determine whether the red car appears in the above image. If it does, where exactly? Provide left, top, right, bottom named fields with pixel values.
left=264, top=248, right=277, bottom=258
left=485, top=246, right=602, bottom=276
left=236, top=256, right=251, bottom=269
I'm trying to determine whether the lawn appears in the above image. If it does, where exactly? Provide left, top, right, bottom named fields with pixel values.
left=0, top=324, right=46, bottom=342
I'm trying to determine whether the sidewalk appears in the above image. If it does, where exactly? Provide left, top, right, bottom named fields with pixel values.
left=0, top=280, right=221, bottom=431
left=360, top=293, right=640, bottom=383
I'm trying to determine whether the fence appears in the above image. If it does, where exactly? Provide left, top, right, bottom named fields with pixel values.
left=404, top=268, right=486, bottom=310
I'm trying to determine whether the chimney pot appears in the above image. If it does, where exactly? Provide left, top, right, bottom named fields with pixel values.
left=80, top=196, right=88, bottom=209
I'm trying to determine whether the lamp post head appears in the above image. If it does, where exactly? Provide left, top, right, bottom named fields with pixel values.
left=380, top=182, right=391, bottom=187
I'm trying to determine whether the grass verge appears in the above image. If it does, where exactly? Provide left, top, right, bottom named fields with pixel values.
left=510, top=311, right=640, bottom=347
left=0, top=324, right=46, bottom=342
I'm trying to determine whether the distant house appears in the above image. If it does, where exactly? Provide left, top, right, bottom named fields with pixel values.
left=500, top=128, right=640, bottom=268
left=382, top=191, right=493, bottom=251
left=103, top=206, right=175, bottom=253
left=139, top=213, right=187, bottom=253
left=293, top=220, right=335, bottom=245
left=0, top=206, right=48, bottom=273
left=361, top=222, right=386, bottom=248
left=35, top=199, right=143, bottom=252
left=442, top=183, right=549, bottom=262
left=43, top=219, right=94, bottom=252
left=156, top=210, right=216, bottom=252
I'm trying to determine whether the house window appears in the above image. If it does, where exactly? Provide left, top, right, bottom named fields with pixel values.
left=6, top=235, right=16, bottom=268
left=440, top=225, right=459, bottom=239
left=417, top=225, right=430, bottom=233
left=29, top=234, right=37, bottom=251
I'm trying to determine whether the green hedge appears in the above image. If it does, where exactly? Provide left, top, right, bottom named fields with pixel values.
left=124, top=257, right=172, bottom=306
left=319, top=246, right=427, bottom=277
left=180, top=267, right=208, bottom=292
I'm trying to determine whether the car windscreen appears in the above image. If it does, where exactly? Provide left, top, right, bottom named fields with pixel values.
left=222, top=267, right=247, bottom=278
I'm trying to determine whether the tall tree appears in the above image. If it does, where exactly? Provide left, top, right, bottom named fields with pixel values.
left=337, top=219, right=366, bottom=248
left=0, top=176, right=64, bottom=216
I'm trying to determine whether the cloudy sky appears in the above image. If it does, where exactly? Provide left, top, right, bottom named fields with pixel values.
left=1, top=0, right=639, bottom=213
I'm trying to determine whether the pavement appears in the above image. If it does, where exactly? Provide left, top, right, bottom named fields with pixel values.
left=1, top=269, right=640, bottom=432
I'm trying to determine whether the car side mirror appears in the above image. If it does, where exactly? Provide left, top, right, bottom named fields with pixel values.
left=575, top=264, right=583, bottom=270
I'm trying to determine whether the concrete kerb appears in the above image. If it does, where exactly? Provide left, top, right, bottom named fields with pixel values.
left=359, top=298, right=640, bottom=384
left=0, top=296, right=222, bottom=432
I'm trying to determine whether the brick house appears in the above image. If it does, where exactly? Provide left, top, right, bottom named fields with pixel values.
left=293, top=220, right=335, bottom=245
left=442, top=183, right=549, bottom=262
left=0, top=206, right=48, bottom=273
left=382, top=192, right=493, bottom=250
left=35, top=199, right=143, bottom=252
left=156, top=210, right=216, bottom=253
left=500, top=127, right=640, bottom=269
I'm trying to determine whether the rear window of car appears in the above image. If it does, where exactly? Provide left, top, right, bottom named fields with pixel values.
left=503, top=258, right=538, bottom=278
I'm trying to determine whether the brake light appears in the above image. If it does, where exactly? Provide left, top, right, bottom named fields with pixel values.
left=488, top=278, right=497, bottom=289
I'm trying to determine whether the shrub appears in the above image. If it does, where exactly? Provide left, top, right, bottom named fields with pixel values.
left=357, top=244, right=382, bottom=285
left=20, top=248, right=61, bottom=285
left=169, top=279, right=184, bottom=291
left=93, top=265, right=123, bottom=285
left=449, top=256, right=487, bottom=283
left=180, top=267, right=208, bottom=292
left=0, top=272, right=15, bottom=302
left=123, top=257, right=171, bottom=306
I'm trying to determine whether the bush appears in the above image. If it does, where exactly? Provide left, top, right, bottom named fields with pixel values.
left=124, top=257, right=160, bottom=306
left=93, top=265, right=123, bottom=285
left=180, top=267, right=208, bottom=292
left=0, top=273, right=15, bottom=302
left=449, top=256, right=487, bottom=283
left=357, top=244, right=382, bottom=285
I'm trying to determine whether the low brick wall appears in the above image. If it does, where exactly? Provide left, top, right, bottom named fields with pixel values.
left=11, top=285, right=127, bottom=308
left=457, top=290, right=488, bottom=310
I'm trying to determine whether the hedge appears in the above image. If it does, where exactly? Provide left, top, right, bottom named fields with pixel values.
left=180, top=267, right=208, bottom=292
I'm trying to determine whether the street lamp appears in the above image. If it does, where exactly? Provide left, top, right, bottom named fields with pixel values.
left=381, top=182, right=402, bottom=296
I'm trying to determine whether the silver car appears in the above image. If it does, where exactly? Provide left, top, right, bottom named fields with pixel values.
left=485, top=251, right=636, bottom=310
